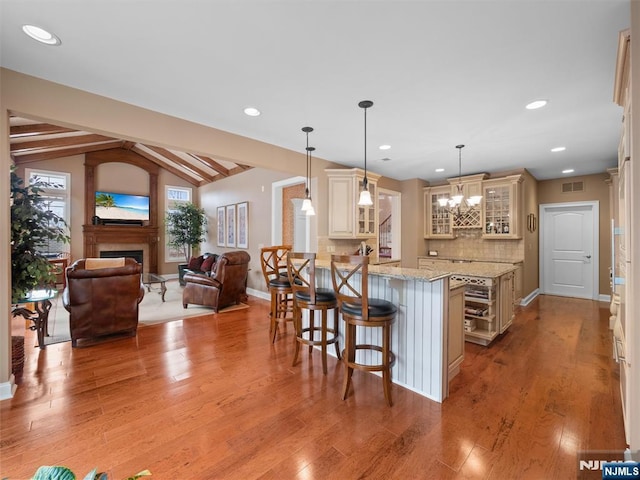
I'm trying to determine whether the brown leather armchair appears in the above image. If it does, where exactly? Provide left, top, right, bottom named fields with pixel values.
left=182, top=251, right=250, bottom=312
left=63, top=258, right=145, bottom=347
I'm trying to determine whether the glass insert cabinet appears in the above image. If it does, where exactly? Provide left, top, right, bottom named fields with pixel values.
left=423, top=173, right=523, bottom=239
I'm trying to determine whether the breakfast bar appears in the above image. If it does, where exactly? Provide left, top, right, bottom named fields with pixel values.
left=313, top=260, right=517, bottom=403
left=315, top=261, right=456, bottom=402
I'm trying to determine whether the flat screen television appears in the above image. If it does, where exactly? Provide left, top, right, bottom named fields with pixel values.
left=95, top=191, right=150, bottom=221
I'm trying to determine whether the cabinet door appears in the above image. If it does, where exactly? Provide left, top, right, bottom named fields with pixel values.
left=499, top=272, right=515, bottom=333
left=357, top=179, right=377, bottom=237
left=482, top=175, right=522, bottom=239
left=484, top=183, right=512, bottom=235
left=423, top=186, right=454, bottom=238
left=328, top=176, right=355, bottom=237
left=448, top=284, right=465, bottom=379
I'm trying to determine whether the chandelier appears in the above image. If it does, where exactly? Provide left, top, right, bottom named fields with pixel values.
left=437, top=144, right=482, bottom=217
left=357, top=100, right=374, bottom=206
left=301, top=126, right=316, bottom=216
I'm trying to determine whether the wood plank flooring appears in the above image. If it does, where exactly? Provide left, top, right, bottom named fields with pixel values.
left=1, top=294, right=627, bottom=479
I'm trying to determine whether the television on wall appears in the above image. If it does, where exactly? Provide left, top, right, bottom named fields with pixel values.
left=95, top=191, right=150, bottom=222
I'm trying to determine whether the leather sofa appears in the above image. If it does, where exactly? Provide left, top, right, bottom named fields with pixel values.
left=63, top=258, right=145, bottom=347
left=182, top=251, right=250, bottom=312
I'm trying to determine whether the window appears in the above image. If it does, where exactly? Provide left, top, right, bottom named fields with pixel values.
left=165, top=185, right=192, bottom=261
left=25, top=168, right=70, bottom=255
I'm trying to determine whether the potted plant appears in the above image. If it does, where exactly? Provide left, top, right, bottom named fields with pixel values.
left=10, top=166, right=70, bottom=303
left=165, top=202, right=207, bottom=285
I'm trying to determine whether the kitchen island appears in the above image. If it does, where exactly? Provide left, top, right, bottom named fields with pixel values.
left=418, top=257, right=518, bottom=345
left=315, top=260, right=458, bottom=403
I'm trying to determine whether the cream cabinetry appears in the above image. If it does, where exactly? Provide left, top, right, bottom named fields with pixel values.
left=423, top=185, right=454, bottom=238
left=417, top=258, right=452, bottom=269
left=448, top=283, right=465, bottom=379
left=481, top=174, right=523, bottom=239
left=326, top=168, right=380, bottom=239
left=448, top=174, right=486, bottom=229
left=513, top=262, right=523, bottom=307
left=498, top=271, right=515, bottom=333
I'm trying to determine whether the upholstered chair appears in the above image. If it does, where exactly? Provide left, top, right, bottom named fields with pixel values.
left=63, top=257, right=145, bottom=347
left=182, top=251, right=250, bottom=312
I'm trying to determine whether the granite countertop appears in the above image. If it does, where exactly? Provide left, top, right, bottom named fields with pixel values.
left=418, top=256, right=523, bottom=265
left=317, top=258, right=516, bottom=282
left=316, top=259, right=451, bottom=282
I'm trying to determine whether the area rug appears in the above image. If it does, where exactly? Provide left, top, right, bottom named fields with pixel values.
left=38, top=279, right=248, bottom=345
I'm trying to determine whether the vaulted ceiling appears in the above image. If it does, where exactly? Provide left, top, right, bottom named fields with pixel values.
left=9, top=116, right=253, bottom=186
left=1, top=1, right=631, bottom=181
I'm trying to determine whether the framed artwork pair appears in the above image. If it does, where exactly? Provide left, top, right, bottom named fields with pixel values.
left=217, top=202, right=248, bottom=249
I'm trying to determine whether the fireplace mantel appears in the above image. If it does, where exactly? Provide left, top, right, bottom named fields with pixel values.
left=83, top=225, right=159, bottom=273
left=83, top=149, right=160, bottom=273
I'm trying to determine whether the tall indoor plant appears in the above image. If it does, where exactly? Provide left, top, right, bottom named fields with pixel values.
left=10, top=166, right=70, bottom=303
left=165, top=202, right=207, bottom=284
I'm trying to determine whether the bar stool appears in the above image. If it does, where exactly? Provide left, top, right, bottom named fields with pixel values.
left=287, top=252, right=341, bottom=374
left=260, top=245, right=294, bottom=342
left=331, top=254, right=397, bottom=406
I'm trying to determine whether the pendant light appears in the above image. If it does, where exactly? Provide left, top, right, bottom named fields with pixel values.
left=357, top=100, right=374, bottom=206
left=438, top=144, right=482, bottom=216
left=301, top=126, right=316, bottom=216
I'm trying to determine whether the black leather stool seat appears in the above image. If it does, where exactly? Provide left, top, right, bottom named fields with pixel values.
left=294, top=288, right=336, bottom=304
left=341, top=298, right=397, bottom=318
left=269, top=277, right=292, bottom=288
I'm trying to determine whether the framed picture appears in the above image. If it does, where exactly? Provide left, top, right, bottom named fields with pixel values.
left=217, top=206, right=226, bottom=247
left=226, top=204, right=236, bottom=247
left=236, top=202, right=248, bottom=249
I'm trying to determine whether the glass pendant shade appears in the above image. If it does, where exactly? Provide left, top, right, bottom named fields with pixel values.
left=305, top=204, right=316, bottom=216
left=358, top=189, right=373, bottom=206
left=301, top=197, right=313, bottom=212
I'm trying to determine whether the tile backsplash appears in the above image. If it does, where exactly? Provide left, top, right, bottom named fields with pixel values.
left=427, top=229, right=523, bottom=262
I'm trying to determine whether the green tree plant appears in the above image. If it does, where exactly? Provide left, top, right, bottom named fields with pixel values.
left=165, top=202, right=207, bottom=263
left=10, top=166, right=70, bottom=303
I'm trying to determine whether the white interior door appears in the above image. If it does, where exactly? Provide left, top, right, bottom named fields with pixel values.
left=540, top=202, right=599, bottom=300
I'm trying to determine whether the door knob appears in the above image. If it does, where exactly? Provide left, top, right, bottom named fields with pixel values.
left=585, top=254, right=592, bottom=259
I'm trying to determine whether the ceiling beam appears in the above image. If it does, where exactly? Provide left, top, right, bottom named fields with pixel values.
left=10, top=123, right=77, bottom=138
left=12, top=141, right=125, bottom=164
left=11, top=133, right=117, bottom=152
left=146, top=146, right=216, bottom=183
left=193, top=155, right=230, bottom=177
left=130, top=145, right=200, bottom=186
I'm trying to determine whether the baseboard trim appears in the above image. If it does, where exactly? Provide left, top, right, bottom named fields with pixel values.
left=599, top=293, right=611, bottom=303
left=520, top=289, right=540, bottom=307
left=247, top=288, right=269, bottom=301
left=0, top=375, right=17, bottom=401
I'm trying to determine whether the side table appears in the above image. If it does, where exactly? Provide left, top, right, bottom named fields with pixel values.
left=12, top=289, right=58, bottom=349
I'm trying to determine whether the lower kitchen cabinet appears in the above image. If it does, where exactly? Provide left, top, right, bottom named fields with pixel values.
left=448, top=283, right=466, bottom=379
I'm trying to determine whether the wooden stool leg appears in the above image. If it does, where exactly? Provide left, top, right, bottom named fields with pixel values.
left=342, top=321, right=356, bottom=400
left=333, top=308, right=341, bottom=360
left=308, top=310, right=315, bottom=354
left=292, top=305, right=301, bottom=366
left=269, top=291, right=277, bottom=342
left=321, top=309, right=328, bottom=374
left=382, top=324, right=392, bottom=406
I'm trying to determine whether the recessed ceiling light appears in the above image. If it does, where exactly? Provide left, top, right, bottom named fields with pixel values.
left=525, top=100, right=547, bottom=110
left=435, top=168, right=445, bottom=173
left=22, top=25, right=61, bottom=45
left=551, top=146, right=566, bottom=152
left=381, top=157, right=392, bottom=162
left=562, top=169, right=575, bottom=174
left=243, top=107, right=261, bottom=117
left=379, top=145, right=391, bottom=150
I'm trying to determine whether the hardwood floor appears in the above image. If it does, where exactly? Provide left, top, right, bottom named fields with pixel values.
left=1, top=294, right=627, bottom=479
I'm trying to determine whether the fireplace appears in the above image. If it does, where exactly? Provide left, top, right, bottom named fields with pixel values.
left=100, top=249, right=144, bottom=267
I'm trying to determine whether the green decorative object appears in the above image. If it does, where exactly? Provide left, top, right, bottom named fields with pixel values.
left=10, top=166, right=70, bottom=303
left=165, top=202, right=207, bottom=263
left=31, top=466, right=151, bottom=480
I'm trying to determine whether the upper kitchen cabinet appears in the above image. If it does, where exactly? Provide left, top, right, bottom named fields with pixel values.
left=482, top=174, right=524, bottom=239
left=448, top=174, right=487, bottom=229
left=327, top=168, right=380, bottom=239
left=424, top=185, right=454, bottom=239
